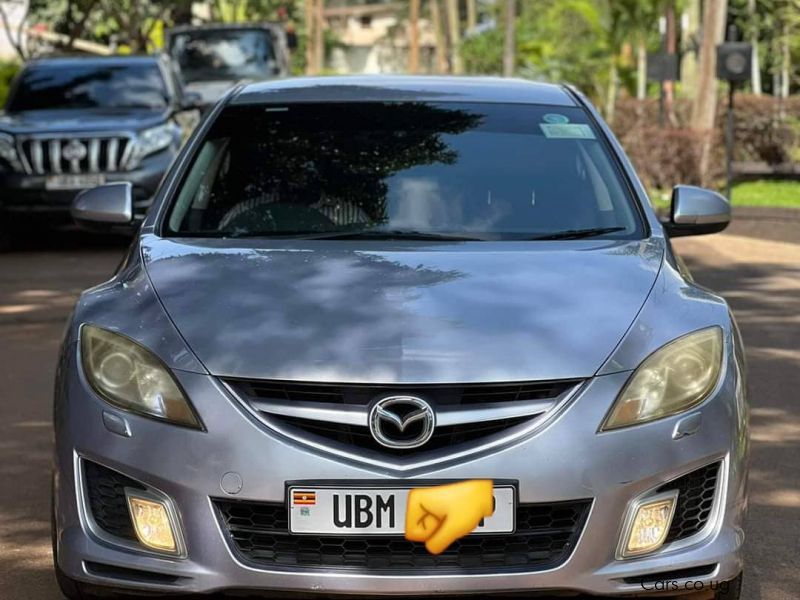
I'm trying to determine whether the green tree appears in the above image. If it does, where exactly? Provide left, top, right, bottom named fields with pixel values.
left=463, top=0, right=621, bottom=105
left=0, top=60, right=21, bottom=105
left=730, top=0, right=800, bottom=96
left=517, top=0, right=609, bottom=98
left=463, top=0, right=607, bottom=87
left=607, top=0, right=662, bottom=101
left=29, top=0, right=304, bottom=53
left=29, top=0, right=171, bottom=52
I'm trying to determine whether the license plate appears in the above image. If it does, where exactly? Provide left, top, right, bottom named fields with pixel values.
left=289, top=485, right=515, bottom=535
left=45, top=174, right=106, bottom=190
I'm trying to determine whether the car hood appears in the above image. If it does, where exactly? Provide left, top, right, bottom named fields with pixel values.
left=0, top=109, right=168, bottom=135
left=142, top=236, right=664, bottom=383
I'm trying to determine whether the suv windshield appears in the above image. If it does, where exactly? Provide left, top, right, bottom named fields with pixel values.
left=170, top=29, right=276, bottom=82
left=167, top=102, right=644, bottom=240
left=7, top=63, right=168, bottom=112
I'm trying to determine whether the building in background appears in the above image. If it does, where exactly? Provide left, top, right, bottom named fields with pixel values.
left=325, top=3, right=436, bottom=74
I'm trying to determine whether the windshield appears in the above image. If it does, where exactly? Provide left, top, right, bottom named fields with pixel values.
left=166, top=102, right=644, bottom=240
left=170, top=29, right=276, bottom=82
left=7, top=63, right=168, bottom=112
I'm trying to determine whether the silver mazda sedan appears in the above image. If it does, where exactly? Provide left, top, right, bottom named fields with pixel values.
left=53, top=77, right=747, bottom=599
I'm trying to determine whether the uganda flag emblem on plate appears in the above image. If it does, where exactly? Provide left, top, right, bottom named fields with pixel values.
left=293, top=490, right=316, bottom=505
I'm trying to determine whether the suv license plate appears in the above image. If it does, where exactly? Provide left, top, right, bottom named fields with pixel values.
left=45, top=174, right=106, bottom=190
left=288, top=485, right=515, bottom=535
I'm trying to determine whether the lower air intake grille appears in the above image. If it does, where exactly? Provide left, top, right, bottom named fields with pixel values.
left=83, top=460, right=144, bottom=541
left=658, top=462, right=721, bottom=544
left=214, top=498, right=591, bottom=573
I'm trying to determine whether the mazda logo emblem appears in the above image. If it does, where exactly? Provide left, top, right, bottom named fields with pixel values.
left=368, top=396, right=435, bottom=449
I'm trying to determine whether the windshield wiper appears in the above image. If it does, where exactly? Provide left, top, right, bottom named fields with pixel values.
left=527, top=226, right=627, bottom=241
left=301, top=230, right=485, bottom=241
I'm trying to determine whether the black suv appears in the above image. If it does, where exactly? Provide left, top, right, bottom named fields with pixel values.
left=166, top=23, right=291, bottom=109
left=0, top=54, right=199, bottom=238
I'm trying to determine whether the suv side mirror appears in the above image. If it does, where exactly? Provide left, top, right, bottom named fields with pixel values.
left=179, top=91, right=205, bottom=112
left=664, top=185, right=731, bottom=237
left=286, top=30, right=299, bottom=51
left=71, top=182, right=133, bottom=231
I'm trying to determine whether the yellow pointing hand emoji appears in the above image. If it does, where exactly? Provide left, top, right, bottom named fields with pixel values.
left=404, top=480, right=495, bottom=555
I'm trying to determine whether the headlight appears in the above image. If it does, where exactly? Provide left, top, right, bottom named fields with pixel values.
left=602, top=327, right=723, bottom=430
left=80, top=325, right=202, bottom=428
left=128, top=123, right=179, bottom=166
left=0, top=132, right=23, bottom=171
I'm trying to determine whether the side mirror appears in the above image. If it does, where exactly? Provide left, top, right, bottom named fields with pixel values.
left=664, top=185, right=731, bottom=237
left=179, top=91, right=205, bottom=112
left=71, top=182, right=133, bottom=231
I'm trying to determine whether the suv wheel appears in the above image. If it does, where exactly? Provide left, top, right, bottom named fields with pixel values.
left=0, top=225, right=15, bottom=252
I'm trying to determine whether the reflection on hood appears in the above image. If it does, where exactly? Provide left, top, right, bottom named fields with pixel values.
left=143, top=236, right=664, bottom=383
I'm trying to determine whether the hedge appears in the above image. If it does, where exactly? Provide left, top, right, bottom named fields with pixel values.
left=0, top=60, right=21, bottom=107
left=613, top=95, right=800, bottom=192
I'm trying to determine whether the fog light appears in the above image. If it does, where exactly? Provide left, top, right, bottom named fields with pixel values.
left=620, top=490, right=678, bottom=558
left=126, top=492, right=178, bottom=553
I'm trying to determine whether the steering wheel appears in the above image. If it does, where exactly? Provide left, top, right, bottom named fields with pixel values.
left=218, top=199, right=336, bottom=233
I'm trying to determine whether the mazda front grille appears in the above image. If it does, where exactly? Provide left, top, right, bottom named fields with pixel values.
left=224, top=378, right=583, bottom=465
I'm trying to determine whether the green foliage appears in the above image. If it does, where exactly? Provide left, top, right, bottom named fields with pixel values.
left=462, top=0, right=651, bottom=101
left=27, top=0, right=304, bottom=53
left=28, top=0, right=172, bottom=51
left=516, top=0, right=609, bottom=97
left=0, top=60, right=21, bottom=107
left=207, top=0, right=304, bottom=22
left=728, top=0, right=800, bottom=95
left=731, top=180, right=800, bottom=208
left=243, top=0, right=302, bottom=21
left=649, top=180, right=800, bottom=211
left=462, top=28, right=503, bottom=74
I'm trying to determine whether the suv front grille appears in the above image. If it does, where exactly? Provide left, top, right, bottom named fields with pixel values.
left=83, top=460, right=143, bottom=541
left=214, top=498, right=591, bottom=573
left=225, top=379, right=581, bottom=461
left=658, top=462, right=721, bottom=544
left=20, top=135, right=131, bottom=174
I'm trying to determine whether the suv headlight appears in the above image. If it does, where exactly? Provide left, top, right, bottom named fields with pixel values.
left=80, top=325, right=202, bottom=428
left=128, top=123, right=179, bottom=166
left=601, top=327, right=723, bottom=430
left=0, top=132, right=23, bottom=171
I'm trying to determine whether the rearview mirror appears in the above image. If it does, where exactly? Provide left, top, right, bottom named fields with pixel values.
left=71, top=182, right=133, bottom=231
left=664, top=185, right=731, bottom=237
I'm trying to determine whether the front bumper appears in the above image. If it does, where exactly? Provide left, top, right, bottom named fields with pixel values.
left=0, top=150, right=174, bottom=223
left=53, top=353, right=748, bottom=597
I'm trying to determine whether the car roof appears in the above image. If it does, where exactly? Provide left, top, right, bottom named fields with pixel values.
left=231, top=75, right=576, bottom=106
left=24, top=55, right=163, bottom=69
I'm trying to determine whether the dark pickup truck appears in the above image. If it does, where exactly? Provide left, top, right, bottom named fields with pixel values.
left=0, top=54, right=199, bottom=240
left=166, top=23, right=292, bottom=109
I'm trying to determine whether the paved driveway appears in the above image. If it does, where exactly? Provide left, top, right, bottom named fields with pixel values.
left=673, top=234, right=800, bottom=600
left=0, top=231, right=797, bottom=599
